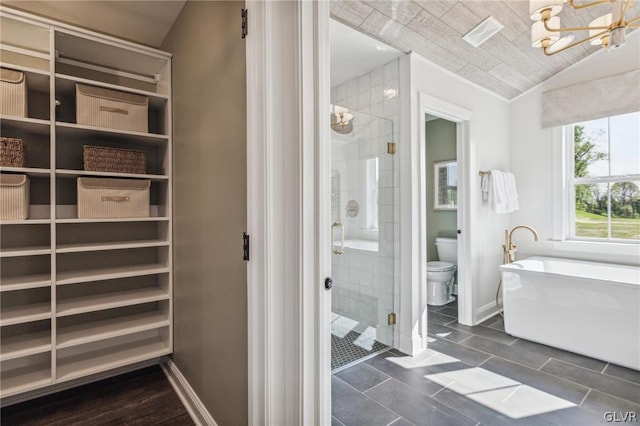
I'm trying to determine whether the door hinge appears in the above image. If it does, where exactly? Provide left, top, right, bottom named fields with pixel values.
left=387, top=142, right=396, bottom=155
left=388, top=312, right=396, bottom=326
left=243, top=232, right=250, bottom=261
left=241, top=9, right=248, bottom=39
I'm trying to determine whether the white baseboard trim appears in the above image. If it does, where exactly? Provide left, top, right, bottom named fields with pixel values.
left=475, top=299, right=502, bottom=325
left=161, top=360, right=217, bottom=426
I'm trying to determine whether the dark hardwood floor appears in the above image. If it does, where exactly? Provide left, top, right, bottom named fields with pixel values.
left=1, top=365, right=193, bottom=426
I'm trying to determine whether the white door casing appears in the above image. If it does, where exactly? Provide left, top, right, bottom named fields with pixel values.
left=399, top=88, right=474, bottom=356
left=246, top=1, right=331, bottom=424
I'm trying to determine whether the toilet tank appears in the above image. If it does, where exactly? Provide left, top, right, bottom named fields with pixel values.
left=435, top=237, right=458, bottom=263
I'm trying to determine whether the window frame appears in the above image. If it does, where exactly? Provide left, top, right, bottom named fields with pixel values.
left=564, top=121, right=640, bottom=244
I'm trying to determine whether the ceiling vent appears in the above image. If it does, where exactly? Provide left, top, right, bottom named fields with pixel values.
left=463, top=16, right=504, bottom=47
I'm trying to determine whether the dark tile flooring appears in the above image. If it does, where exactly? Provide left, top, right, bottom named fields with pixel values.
left=332, top=299, right=640, bottom=426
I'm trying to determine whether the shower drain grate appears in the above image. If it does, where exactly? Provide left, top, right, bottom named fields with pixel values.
left=331, top=331, right=388, bottom=371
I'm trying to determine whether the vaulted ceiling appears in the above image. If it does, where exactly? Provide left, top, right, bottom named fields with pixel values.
left=5, top=1, right=638, bottom=100
left=330, top=0, right=640, bottom=100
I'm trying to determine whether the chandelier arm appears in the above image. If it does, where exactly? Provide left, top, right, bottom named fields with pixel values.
left=626, top=15, right=640, bottom=24
left=543, top=18, right=610, bottom=32
left=568, top=0, right=611, bottom=9
left=543, top=29, right=609, bottom=56
left=622, top=0, right=635, bottom=16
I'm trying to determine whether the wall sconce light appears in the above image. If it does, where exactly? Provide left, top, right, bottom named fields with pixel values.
left=331, top=105, right=354, bottom=134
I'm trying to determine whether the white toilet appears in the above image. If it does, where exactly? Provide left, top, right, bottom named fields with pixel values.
left=426, top=237, right=457, bottom=306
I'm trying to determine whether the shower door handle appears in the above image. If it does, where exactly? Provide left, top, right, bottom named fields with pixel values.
left=332, top=221, right=345, bottom=254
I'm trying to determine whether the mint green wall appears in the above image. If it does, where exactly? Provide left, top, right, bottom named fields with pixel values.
left=426, top=118, right=458, bottom=261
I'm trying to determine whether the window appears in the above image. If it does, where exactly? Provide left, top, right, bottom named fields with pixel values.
left=567, top=111, right=640, bottom=241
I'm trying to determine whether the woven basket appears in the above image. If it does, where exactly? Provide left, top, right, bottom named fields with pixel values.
left=83, top=145, right=146, bottom=174
left=0, top=137, right=25, bottom=167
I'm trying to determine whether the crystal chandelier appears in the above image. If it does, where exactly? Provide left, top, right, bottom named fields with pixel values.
left=530, top=0, right=639, bottom=55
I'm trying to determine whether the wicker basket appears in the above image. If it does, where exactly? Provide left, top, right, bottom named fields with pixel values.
left=0, top=137, right=25, bottom=167
left=83, top=145, right=146, bottom=174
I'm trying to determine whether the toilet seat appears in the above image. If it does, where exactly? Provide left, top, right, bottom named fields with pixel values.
left=427, top=261, right=455, bottom=272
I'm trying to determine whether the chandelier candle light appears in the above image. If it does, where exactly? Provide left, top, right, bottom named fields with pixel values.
left=530, top=0, right=639, bottom=55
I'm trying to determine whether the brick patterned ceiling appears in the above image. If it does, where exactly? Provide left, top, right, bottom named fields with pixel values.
left=330, top=0, right=640, bottom=100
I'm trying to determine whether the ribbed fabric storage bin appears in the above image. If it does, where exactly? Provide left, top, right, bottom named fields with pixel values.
left=77, top=177, right=150, bottom=218
left=83, top=145, right=146, bottom=174
left=0, top=68, right=27, bottom=117
left=0, top=137, right=25, bottom=167
left=76, top=84, right=148, bottom=133
left=0, top=174, right=29, bottom=220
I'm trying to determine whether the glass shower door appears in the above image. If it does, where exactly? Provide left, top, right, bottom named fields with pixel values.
left=330, top=109, right=395, bottom=371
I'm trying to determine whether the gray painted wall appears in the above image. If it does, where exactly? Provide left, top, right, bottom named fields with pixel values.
left=161, top=3, right=247, bottom=425
left=426, top=118, right=457, bottom=261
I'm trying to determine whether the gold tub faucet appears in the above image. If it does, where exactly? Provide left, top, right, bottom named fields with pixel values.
left=503, top=225, right=539, bottom=264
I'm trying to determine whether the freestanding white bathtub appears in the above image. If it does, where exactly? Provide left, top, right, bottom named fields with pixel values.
left=499, top=256, right=640, bottom=371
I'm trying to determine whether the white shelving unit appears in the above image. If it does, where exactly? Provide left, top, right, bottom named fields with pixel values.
left=0, top=274, right=52, bottom=292
left=56, top=287, right=169, bottom=316
left=0, top=7, right=172, bottom=401
left=0, top=331, right=51, bottom=361
left=56, top=332, right=169, bottom=383
left=56, top=240, right=169, bottom=253
left=57, top=311, right=169, bottom=349
left=0, top=303, right=52, bottom=327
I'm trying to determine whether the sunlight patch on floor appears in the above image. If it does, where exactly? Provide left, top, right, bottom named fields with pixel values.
left=387, top=348, right=459, bottom=369
left=425, top=367, right=576, bottom=419
left=331, top=314, right=359, bottom=338
left=354, top=326, right=378, bottom=351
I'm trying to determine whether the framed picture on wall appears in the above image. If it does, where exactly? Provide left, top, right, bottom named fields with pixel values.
left=434, top=160, right=457, bottom=210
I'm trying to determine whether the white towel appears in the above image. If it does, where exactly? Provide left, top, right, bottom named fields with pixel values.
left=480, top=174, right=490, bottom=201
left=489, top=169, right=519, bottom=214
left=505, top=172, right=520, bottom=212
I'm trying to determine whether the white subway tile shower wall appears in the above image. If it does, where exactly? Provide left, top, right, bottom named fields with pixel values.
left=331, top=58, right=400, bottom=347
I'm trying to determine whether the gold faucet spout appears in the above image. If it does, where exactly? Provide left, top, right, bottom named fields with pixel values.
left=509, top=225, right=539, bottom=243
left=504, top=225, right=539, bottom=264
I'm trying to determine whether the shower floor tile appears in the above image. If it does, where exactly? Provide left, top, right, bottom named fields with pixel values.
left=332, top=330, right=388, bottom=371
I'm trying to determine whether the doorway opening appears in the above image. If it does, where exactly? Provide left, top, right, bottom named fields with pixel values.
left=425, top=115, right=459, bottom=320
left=330, top=108, right=395, bottom=372
left=328, top=18, right=402, bottom=373
left=418, top=93, right=473, bottom=336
